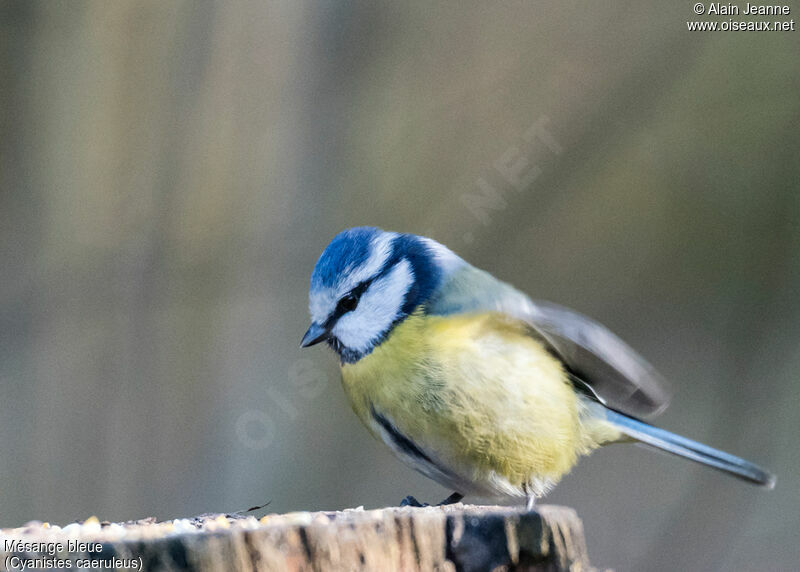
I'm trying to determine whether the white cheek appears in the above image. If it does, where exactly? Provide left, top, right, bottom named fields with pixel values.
left=332, top=259, right=413, bottom=353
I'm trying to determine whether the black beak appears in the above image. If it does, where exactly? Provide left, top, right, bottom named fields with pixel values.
left=301, top=322, right=328, bottom=348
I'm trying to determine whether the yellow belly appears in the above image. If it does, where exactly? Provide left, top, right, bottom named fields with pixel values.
left=340, top=311, right=620, bottom=498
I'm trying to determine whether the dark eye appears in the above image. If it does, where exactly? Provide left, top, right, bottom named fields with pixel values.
left=338, top=293, right=359, bottom=313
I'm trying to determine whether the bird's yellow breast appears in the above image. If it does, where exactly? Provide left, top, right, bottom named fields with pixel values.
left=340, top=311, right=617, bottom=496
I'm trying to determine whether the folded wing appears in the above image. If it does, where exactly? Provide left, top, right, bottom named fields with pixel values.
left=427, top=265, right=671, bottom=419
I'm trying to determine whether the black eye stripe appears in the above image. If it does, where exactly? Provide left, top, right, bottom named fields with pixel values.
left=326, top=279, right=374, bottom=325
left=324, top=254, right=406, bottom=327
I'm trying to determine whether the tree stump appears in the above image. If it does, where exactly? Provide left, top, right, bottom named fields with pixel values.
left=0, top=505, right=596, bottom=571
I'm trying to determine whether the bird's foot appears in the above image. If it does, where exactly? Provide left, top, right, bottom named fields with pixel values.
left=400, top=495, right=429, bottom=507
left=400, top=492, right=463, bottom=507
left=437, top=492, right=464, bottom=506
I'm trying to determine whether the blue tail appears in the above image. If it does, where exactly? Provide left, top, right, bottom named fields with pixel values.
left=605, top=409, right=776, bottom=488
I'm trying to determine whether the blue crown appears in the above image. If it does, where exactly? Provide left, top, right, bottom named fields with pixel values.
left=310, top=227, right=381, bottom=290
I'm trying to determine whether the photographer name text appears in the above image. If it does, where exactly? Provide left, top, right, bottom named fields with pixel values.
left=706, top=3, right=790, bottom=15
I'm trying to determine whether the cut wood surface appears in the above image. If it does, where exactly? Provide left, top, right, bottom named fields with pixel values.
left=0, top=504, right=597, bottom=571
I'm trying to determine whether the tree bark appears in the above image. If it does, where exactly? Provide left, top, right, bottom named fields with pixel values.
left=0, top=505, right=596, bottom=571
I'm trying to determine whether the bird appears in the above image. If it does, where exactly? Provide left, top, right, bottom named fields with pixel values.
left=301, top=226, right=775, bottom=508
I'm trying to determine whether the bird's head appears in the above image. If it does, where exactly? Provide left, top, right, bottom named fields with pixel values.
left=302, top=227, right=461, bottom=363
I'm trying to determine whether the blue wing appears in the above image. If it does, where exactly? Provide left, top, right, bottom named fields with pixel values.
left=426, top=264, right=671, bottom=419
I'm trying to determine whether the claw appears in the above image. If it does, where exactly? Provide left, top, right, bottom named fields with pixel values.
left=400, top=495, right=429, bottom=507
left=437, top=492, right=463, bottom=506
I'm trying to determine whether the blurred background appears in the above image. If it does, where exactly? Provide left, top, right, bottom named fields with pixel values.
left=1, top=1, right=798, bottom=570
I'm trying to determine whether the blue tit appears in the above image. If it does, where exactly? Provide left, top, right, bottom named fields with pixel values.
left=301, top=227, right=775, bottom=508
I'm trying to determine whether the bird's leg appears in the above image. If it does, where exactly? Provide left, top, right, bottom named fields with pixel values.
left=436, top=492, right=463, bottom=506
left=400, top=495, right=429, bottom=507
left=523, top=482, right=536, bottom=511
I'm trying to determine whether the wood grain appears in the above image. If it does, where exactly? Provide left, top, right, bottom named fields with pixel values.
left=0, top=505, right=595, bottom=571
